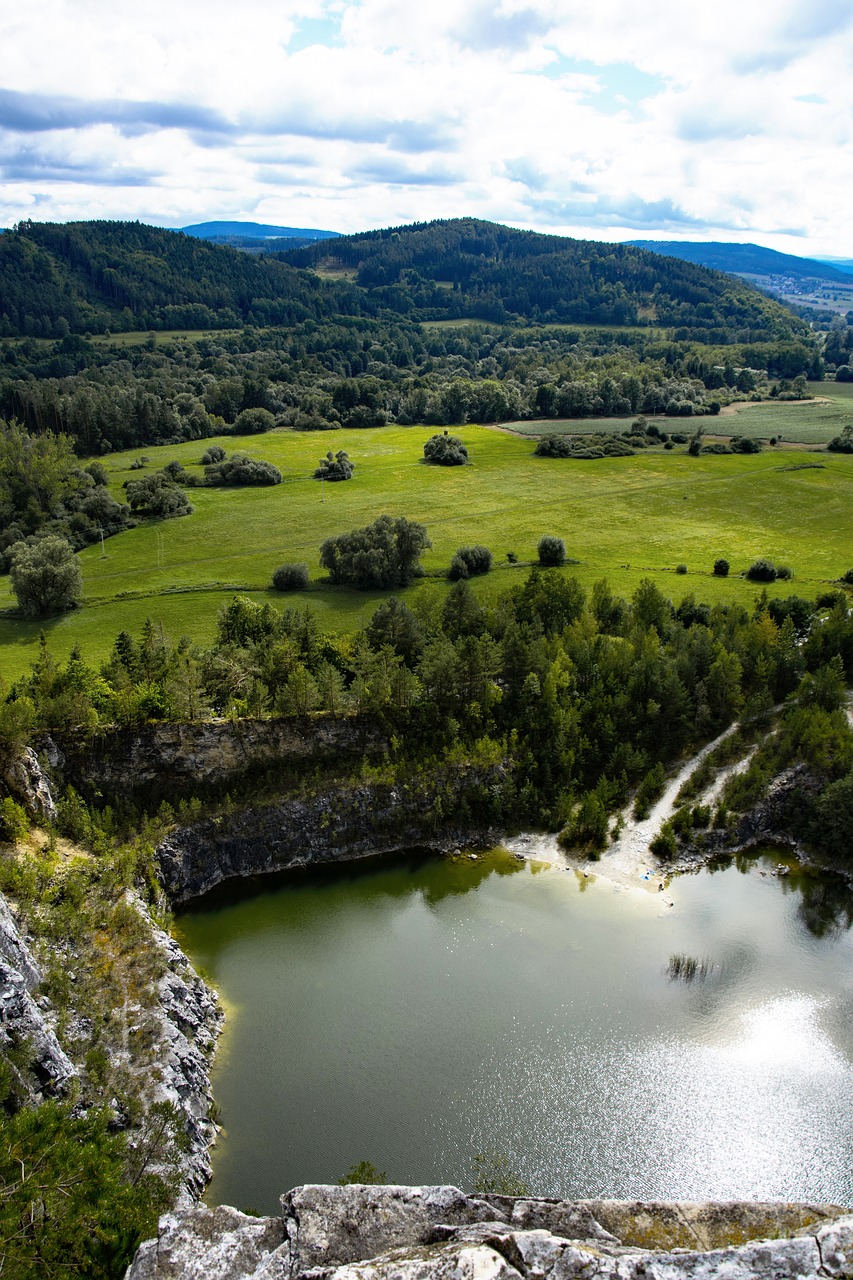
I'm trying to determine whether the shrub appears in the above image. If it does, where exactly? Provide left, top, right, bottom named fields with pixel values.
left=9, top=536, right=83, bottom=618
left=675, top=563, right=687, bottom=575
left=0, top=796, right=30, bottom=843
left=201, top=445, right=226, bottom=464
left=320, top=514, right=431, bottom=589
left=204, top=454, right=281, bottom=486
left=423, top=430, right=468, bottom=465
left=314, top=450, right=354, bottom=481
left=449, top=545, right=492, bottom=580
left=538, top=535, right=566, bottom=567
left=840, top=569, right=853, bottom=585
left=633, top=762, right=666, bottom=819
left=272, top=563, right=309, bottom=592
left=125, top=473, right=193, bottom=518
left=776, top=564, right=793, bottom=580
left=746, top=558, right=777, bottom=582
left=828, top=425, right=853, bottom=453
left=535, top=434, right=573, bottom=458
left=233, top=407, right=276, bottom=434
left=650, top=821, right=678, bottom=859
left=713, top=558, right=730, bottom=577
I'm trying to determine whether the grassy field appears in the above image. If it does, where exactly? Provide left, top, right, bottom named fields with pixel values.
left=503, top=381, right=853, bottom=445
left=90, top=329, right=241, bottom=347
left=0, top=424, right=851, bottom=680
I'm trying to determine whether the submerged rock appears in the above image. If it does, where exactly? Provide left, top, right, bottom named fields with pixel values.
left=126, top=1185, right=853, bottom=1280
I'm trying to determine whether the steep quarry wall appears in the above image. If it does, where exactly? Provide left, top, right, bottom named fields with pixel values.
left=127, top=1184, right=853, bottom=1280
left=157, top=766, right=505, bottom=905
left=50, top=714, right=387, bottom=803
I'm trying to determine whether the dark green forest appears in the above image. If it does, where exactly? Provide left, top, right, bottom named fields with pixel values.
left=0, top=217, right=828, bottom=458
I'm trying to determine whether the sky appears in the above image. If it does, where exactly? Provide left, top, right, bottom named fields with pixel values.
left=1, top=0, right=852, bottom=258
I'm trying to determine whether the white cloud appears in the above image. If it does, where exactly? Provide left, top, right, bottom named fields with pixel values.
left=0, top=0, right=851, bottom=256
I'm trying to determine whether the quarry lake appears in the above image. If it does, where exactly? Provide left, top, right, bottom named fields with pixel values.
left=175, top=849, right=853, bottom=1216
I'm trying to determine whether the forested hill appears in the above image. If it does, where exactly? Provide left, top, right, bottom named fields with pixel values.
left=0, top=216, right=808, bottom=344
left=629, top=240, right=852, bottom=284
left=285, top=218, right=809, bottom=342
left=0, top=220, right=361, bottom=337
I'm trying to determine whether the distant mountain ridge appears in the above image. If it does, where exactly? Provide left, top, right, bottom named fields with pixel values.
left=181, top=221, right=339, bottom=241
left=0, top=217, right=810, bottom=341
left=628, top=240, right=850, bottom=284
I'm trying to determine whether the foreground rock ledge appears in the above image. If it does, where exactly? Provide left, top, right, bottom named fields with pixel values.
left=126, top=1184, right=853, bottom=1279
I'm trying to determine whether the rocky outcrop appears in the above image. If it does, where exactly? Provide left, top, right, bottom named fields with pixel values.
left=157, top=769, right=505, bottom=906
left=1, top=745, right=57, bottom=822
left=51, top=715, right=387, bottom=804
left=670, top=765, right=833, bottom=874
left=0, top=884, right=220, bottom=1203
left=138, top=902, right=223, bottom=1204
left=0, top=893, right=75, bottom=1102
left=125, top=1185, right=853, bottom=1280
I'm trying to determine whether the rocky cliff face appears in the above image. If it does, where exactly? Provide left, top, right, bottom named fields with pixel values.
left=126, top=1184, right=853, bottom=1280
left=0, top=893, right=75, bottom=1103
left=134, top=900, right=223, bottom=1204
left=51, top=715, right=386, bottom=804
left=0, top=883, right=221, bottom=1203
left=157, top=768, right=504, bottom=906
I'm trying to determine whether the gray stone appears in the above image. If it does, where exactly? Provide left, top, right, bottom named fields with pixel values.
left=815, top=1215, right=853, bottom=1276
left=156, top=773, right=504, bottom=906
left=330, top=1241, right=524, bottom=1280
left=126, top=1189, right=853, bottom=1280
left=1, top=745, right=57, bottom=822
left=579, top=1200, right=842, bottom=1253
left=0, top=898, right=75, bottom=1103
left=282, top=1184, right=504, bottom=1273
left=124, top=1205, right=285, bottom=1280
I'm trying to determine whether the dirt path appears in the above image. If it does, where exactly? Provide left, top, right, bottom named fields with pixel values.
left=505, top=722, right=749, bottom=896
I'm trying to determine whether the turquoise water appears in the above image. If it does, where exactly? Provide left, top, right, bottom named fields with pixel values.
left=175, top=850, right=853, bottom=1215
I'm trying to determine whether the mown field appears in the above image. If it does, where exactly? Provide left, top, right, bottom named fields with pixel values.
left=503, top=380, right=853, bottom=445
left=0, top=421, right=851, bottom=680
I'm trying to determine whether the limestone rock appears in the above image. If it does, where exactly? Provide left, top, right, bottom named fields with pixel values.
left=156, top=770, right=504, bottom=906
left=126, top=1188, right=853, bottom=1280
left=54, top=716, right=386, bottom=802
left=0, top=957, right=75, bottom=1101
left=125, top=1204, right=285, bottom=1280
left=0, top=893, right=41, bottom=989
left=282, top=1184, right=504, bottom=1273
left=816, top=1215, right=853, bottom=1276
left=1, top=744, right=57, bottom=822
left=131, top=898, right=223, bottom=1204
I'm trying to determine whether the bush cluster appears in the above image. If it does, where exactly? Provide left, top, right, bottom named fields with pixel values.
left=204, top=452, right=282, bottom=486
left=320, top=514, right=431, bottom=589
left=272, top=563, right=309, bottom=592
left=423, top=430, right=468, bottom=465
left=314, top=449, right=354, bottom=481
left=537, top=536, right=566, bottom=567
left=746, top=559, right=792, bottom=583
left=124, top=471, right=193, bottom=517
left=448, top=545, right=492, bottom=580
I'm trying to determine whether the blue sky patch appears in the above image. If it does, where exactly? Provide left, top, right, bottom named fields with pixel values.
left=287, top=16, right=343, bottom=54
left=542, top=57, right=666, bottom=115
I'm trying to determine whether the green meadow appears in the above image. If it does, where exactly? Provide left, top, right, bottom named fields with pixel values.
left=0, top=422, right=851, bottom=679
left=503, top=381, right=853, bottom=445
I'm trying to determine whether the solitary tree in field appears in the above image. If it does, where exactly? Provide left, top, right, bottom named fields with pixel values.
left=423, top=430, right=468, bottom=466
left=9, top=536, right=83, bottom=618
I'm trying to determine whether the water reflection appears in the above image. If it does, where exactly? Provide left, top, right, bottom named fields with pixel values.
left=176, top=850, right=853, bottom=1214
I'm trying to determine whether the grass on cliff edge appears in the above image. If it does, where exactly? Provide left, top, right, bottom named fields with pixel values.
left=0, top=422, right=851, bottom=679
